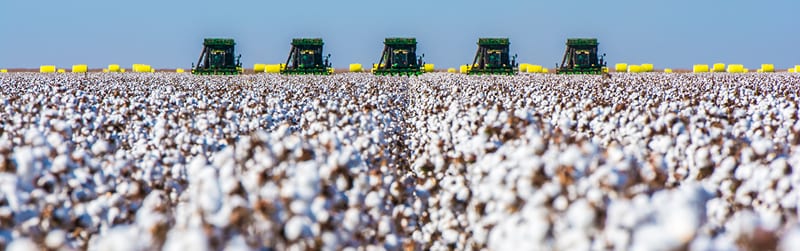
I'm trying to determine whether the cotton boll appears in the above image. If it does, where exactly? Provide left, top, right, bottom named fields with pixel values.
left=163, top=228, right=209, bottom=251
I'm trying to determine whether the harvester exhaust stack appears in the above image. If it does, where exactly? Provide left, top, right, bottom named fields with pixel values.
left=282, top=38, right=332, bottom=75
left=468, top=38, right=517, bottom=75
left=192, top=38, right=242, bottom=75
left=373, top=38, right=424, bottom=76
left=556, top=38, right=606, bottom=74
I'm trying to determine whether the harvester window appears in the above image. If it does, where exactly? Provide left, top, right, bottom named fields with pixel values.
left=576, top=50, right=590, bottom=67
left=300, top=50, right=316, bottom=67
left=392, top=49, right=409, bottom=67
left=488, top=49, right=503, bottom=67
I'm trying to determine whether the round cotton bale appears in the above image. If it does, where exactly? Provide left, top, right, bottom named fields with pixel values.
left=423, top=64, right=434, bottom=73
left=102, top=69, right=109, bottom=73
left=790, top=68, right=796, bottom=73
left=628, top=65, right=642, bottom=73
left=57, top=69, right=66, bottom=73
left=120, top=69, right=126, bottom=73
left=253, top=64, right=266, bottom=73
left=693, top=64, right=709, bottom=73
left=664, top=68, right=673, bottom=73
left=0, top=69, right=7, bottom=73
left=72, top=64, right=88, bottom=73
left=527, top=65, right=542, bottom=73
left=447, top=68, right=456, bottom=73
left=641, top=63, right=654, bottom=72
left=40, top=65, right=56, bottom=73
left=712, top=63, right=725, bottom=72
left=349, top=64, right=363, bottom=72
left=265, top=64, right=281, bottom=73
left=150, top=69, right=155, bottom=73
left=176, top=68, right=185, bottom=73
left=459, top=65, right=469, bottom=74
left=108, top=64, right=120, bottom=72
left=519, top=63, right=529, bottom=72
left=760, top=64, right=774, bottom=73
left=541, top=68, right=549, bottom=73
left=726, top=64, right=744, bottom=73
left=133, top=64, right=152, bottom=73
left=795, top=65, right=800, bottom=73
left=615, top=63, right=628, bottom=72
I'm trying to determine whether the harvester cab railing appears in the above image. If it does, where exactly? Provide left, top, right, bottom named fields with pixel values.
left=192, top=38, right=242, bottom=75
left=556, top=38, right=606, bottom=74
left=468, top=38, right=517, bottom=75
left=282, top=38, right=332, bottom=75
left=374, top=38, right=425, bottom=76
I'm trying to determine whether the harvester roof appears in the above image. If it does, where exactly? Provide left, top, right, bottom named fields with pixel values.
left=566, top=38, right=598, bottom=46
left=478, top=38, right=510, bottom=46
left=384, top=38, right=416, bottom=45
left=204, top=38, right=236, bottom=46
left=292, top=38, right=324, bottom=46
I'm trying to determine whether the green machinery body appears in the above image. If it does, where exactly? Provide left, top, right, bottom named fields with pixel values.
left=192, top=38, right=243, bottom=75
left=468, top=38, right=517, bottom=75
left=374, top=38, right=425, bottom=76
left=556, top=38, right=606, bottom=74
left=281, top=38, right=332, bottom=75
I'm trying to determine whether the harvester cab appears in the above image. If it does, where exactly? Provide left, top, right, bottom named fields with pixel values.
left=468, top=38, right=517, bottom=75
left=282, top=38, right=332, bottom=75
left=192, top=38, right=242, bottom=75
left=556, top=38, right=606, bottom=74
left=374, top=38, right=425, bottom=76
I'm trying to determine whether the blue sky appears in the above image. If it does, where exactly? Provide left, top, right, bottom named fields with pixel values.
left=1, top=0, right=797, bottom=69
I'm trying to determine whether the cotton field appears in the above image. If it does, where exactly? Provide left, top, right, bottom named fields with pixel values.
left=0, top=72, right=799, bottom=250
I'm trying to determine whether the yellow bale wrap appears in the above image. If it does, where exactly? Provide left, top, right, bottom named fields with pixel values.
left=541, top=68, right=549, bottom=73
left=641, top=64, right=654, bottom=72
left=423, top=64, right=435, bottom=73
left=795, top=65, right=800, bottom=73
left=790, top=68, right=796, bottom=73
left=132, top=64, right=152, bottom=73
left=102, top=69, right=109, bottom=73
left=459, top=65, right=470, bottom=74
left=664, top=68, right=673, bottom=73
left=527, top=65, right=543, bottom=73
left=40, top=65, right=56, bottom=73
left=447, top=68, right=456, bottom=73
left=727, top=64, right=745, bottom=73
left=72, top=64, right=88, bottom=73
left=57, top=69, right=66, bottom=73
left=253, top=64, right=266, bottom=73
left=0, top=69, right=7, bottom=73
left=712, top=63, right=725, bottom=72
left=615, top=63, right=628, bottom=72
left=628, top=65, right=641, bottom=73
left=693, top=64, right=709, bottom=73
left=265, top=64, right=281, bottom=73
left=120, top=69, right=126, bottom=73
left=108, top=64, right=121, bottom=72
left=349, top=64, right=363, bottom=72
left=760, top=64, right=774, bottom=73
left=176, top=68, right=185, bottom=73
left=519, top=63, right=530, bottom=72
